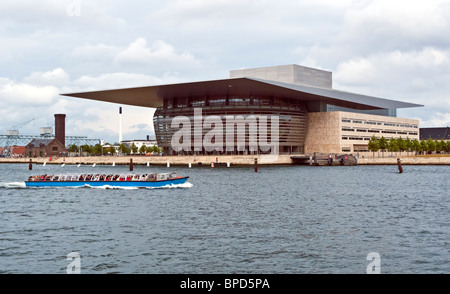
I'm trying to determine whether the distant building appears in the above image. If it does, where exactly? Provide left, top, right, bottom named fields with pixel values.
left=121, top=139, right=157, bottom=152
left=0, top=146, right=26, bottom=157
left=64, top=64, right=423, bottom=154
left=25, top=138, right=66, bottom=157
left=420, top=127, right=450, bottom=142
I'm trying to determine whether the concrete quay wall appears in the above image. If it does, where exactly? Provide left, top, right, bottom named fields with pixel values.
left=0, top=155, right=293, bottom=166
left=357, top=156, right=450, bottom=165
left=1, top=155, right=449, bottom=166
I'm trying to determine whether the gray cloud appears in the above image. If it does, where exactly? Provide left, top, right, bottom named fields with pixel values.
left=1, top=0, right=450, bottom=145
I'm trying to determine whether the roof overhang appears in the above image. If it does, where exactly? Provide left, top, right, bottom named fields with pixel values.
left=62, top=77, right=423, bottom=110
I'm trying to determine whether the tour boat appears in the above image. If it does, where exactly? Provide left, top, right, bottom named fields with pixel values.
left=25, top=172, right=189, bottom=188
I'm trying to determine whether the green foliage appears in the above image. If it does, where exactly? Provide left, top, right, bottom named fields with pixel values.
left=93, top=144, right=103, bottom=155
left=146, top=145, right=162, bottom=154
left=397, top=137, right=407, bottom=152
left=388, top=138, right=399, bottom=152
left=420, top=140, right=428, bottom=153
left=68, top=144, right=79, bottom=153
left=379, top=136, right=388, bottom=151
left=367, top=136, right=380, bottom=153
left=80, top=144, right=92, bottom=154
left=131, top=143, right=138, bottom=154
left=405, top=137, right=413, bottom=152
left=412, top=139, right=421, bottom=153
left=426, top=138, right=436, bottom=152
left=118, top=144, right=131, bottom=155
left=139, top=145, right=147, bottom=154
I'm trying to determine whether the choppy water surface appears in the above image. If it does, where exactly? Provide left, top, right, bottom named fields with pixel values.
left=0, top=163, right=448, bottom=273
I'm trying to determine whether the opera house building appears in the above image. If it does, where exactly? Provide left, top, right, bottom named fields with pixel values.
left=64, top=64, right=423, bottom=155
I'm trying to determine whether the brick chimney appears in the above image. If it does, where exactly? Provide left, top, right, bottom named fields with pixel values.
left=54, top=114, right=66, bottom=147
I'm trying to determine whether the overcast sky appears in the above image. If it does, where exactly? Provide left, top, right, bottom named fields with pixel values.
left=1, top=0, right=450, bottom=144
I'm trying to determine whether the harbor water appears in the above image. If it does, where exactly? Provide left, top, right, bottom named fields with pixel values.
left=0, top=163, right=448, bottom=273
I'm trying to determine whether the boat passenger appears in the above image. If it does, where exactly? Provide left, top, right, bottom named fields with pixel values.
left=146, top=174, right=156, bottom=181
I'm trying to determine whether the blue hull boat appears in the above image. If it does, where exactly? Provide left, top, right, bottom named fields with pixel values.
left=25, top=173, right=189, bottom=188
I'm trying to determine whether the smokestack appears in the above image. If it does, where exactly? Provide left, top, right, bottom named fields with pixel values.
left=119, top=107, right=123, bottom=143
left=54, top=114, right=66, bottom=147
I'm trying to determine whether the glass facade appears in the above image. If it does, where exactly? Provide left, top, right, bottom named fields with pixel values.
left=326, top=104, right=397, bottom=117
left=154, top=96, right=308, bottom=155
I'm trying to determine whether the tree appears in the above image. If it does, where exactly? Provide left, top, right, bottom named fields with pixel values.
left=412, top=139, right=421, bottom=155
left=426, top=138, right=436, bottom=154
left=131, top=143, right=138, bottom=154
left=151, top=145, right=162, bottom=154
left=443, top=140, right=450, bottom=153
left=93, top=144, right=103, bottom=155
left=379, top=136, right=388, bottom=156
left=388, top=138, right=399, bottom=156
left=109, top=146, right=117, bottom=155
left=367, top=136, right=380, bottom=157
left=118, top=144, right=131, bottom=155
left=139, top=145, right=147, bottom=154
left=80, top=144, right=92, bottom=155
left=405, top=137, right=413, bottom=155
left=397, top=137, right=407, bottom=153
left=68, top=144, right=79, bottom=153
left=436, top=140, right=443, bottom=153
left=420, top=140, right=428, bottom=155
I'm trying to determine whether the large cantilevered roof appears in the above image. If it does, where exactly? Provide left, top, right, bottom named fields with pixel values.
left=62, top=77, right=423, bottom=110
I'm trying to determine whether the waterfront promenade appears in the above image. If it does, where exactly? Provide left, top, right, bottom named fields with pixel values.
left=1, top=154, right=450, bottom=166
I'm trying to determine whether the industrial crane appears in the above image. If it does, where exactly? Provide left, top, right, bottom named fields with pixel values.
left=3, top=118, right=37, bottom=136
left=1, top=118, right=37, bottom=157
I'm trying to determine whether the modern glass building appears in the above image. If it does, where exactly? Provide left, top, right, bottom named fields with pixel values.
left=63, top=64, right=423, bottom=155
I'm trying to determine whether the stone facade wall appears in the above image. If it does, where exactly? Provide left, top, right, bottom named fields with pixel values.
left=305, top=111, right=420, bottom=154
left=304, top=112, right=341, bottom=153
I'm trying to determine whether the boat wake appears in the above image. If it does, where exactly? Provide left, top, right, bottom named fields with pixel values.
left=0, top=181, right=193, bottom=190
left=0, top=182, right=27, bottom=189
left=82, top=182, right=194, bottom=190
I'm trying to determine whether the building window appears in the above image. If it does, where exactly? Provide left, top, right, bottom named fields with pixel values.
left=342, top=148, right=351, bottom=152
left=342, top=127, right=354, bottom=132
left=349, top=137, right=364, bottom=140
left=52, top=147, right=58, bottom=151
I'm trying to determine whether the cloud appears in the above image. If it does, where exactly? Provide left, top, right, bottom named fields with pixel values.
left=1, top=0, right=450, bottom=141
left=70, top=44, right=120, bottom=60
left=0, top=80, right=59, bottom=107
left=0, top=68, right=165, bottom=143
left=114, top=38, right=199, bottom=68
left=23, top=68, right=70, bottom=86
left=73, top=72, right=171, bottom=91
left=334, top=47, right=450, bottom=97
